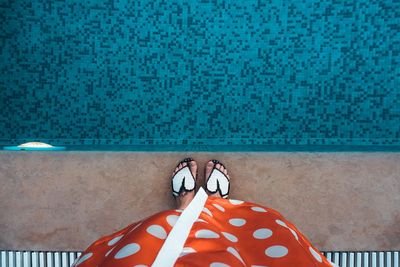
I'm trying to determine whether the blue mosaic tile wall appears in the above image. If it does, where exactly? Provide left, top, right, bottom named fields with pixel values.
left=1, top=0, right=399, bottom=150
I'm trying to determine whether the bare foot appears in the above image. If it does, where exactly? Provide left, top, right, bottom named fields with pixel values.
left=204, top=160, right=230, bottom=198
left=172, top=159, right=197, bottom=210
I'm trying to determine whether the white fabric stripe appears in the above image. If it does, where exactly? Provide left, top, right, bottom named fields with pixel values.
left=152, top=187, right=208, bottom=267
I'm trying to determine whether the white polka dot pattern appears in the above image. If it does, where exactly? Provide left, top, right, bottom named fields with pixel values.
left=114, top=243, right=141, bottom=259
left=222, top=232, right=238, bottom=242
left=74, top=253, right=92, bottom=266
left=180, top=247, right=196, bottom=257
left=251, top=206, right=267, bottom=212
left=289, top=228, right=299, bottom=241
left=210, top=263, right=230, bottom=267
left=146, top=225, right=167, bottom=239
left=227, top=247, right=244, bottom=264
left=108, top=235, right=123, bottom=246
left=166, top=215, right=179, bottom=227
left=203, top=207, right=213, bottom=217
left=265, top=245, right=288, bottom=258
left=229, top=199, right=244, bottom=205
left=105, top=247, right=114, bottom=257
left=229, top=218, right=246, bottom=227
left=195, top=229, right=220, bottom=239
left=212, top=203, right=225, bottom=212
left=253, top=228, right=273, bottom=239
left=276, top=219, right=299, bottom=241
left=129, top=222, right=142, bottom=233
left=275, top=219, right=288, bottom=228
left=78, top=196, right=330, bottom=266
left=309, top=247, right=322, bottom=262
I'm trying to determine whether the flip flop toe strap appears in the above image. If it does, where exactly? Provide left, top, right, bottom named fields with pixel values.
left=206, top=168, right=230, bottom=198
left=172, top=166, right=196, bottom=197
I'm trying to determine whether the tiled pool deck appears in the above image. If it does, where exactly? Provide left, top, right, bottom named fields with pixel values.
left=1, top=151, right=399, bottom=251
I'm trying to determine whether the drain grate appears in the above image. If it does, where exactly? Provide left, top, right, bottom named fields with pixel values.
left=0, top=250, right=399, bottom=267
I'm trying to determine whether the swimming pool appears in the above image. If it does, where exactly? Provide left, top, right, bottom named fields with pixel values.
left=1, top=1, right=399, bottom=151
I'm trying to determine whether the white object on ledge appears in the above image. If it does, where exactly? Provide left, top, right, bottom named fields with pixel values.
left=18, top=142, right=54, bottom=148
left=3, top=142, right=65, bottom=151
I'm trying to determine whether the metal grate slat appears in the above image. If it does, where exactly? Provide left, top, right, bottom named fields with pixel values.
left=322, top=251, right=400, bottom=267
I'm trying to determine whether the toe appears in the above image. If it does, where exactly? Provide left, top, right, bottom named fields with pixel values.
left=188, top=160, right=197, bottom=179
left=217, top=163, right=229, bottom=177
left=205, top=160, right=214, bottom=178
left=173, top=161, right=187, bottom=177
left=217, top=164, right=224, bottom=172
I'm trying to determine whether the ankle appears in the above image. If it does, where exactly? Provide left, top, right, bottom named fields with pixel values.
left=176, top=191, right=195, bottom=209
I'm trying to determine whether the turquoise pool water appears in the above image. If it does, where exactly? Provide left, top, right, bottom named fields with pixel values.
left=1, top=1, right=399, bottom=151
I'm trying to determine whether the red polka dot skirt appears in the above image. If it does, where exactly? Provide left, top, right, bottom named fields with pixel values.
left=73, top=197, right=333, bottom=267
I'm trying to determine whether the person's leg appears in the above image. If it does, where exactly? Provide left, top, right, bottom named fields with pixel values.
left=204, top=159, right=230, bottom=198
left=172, top=159, right=197, bottom=210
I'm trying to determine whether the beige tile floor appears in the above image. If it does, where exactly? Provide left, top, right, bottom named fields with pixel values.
left=0, top=151, right=399, bottom=251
